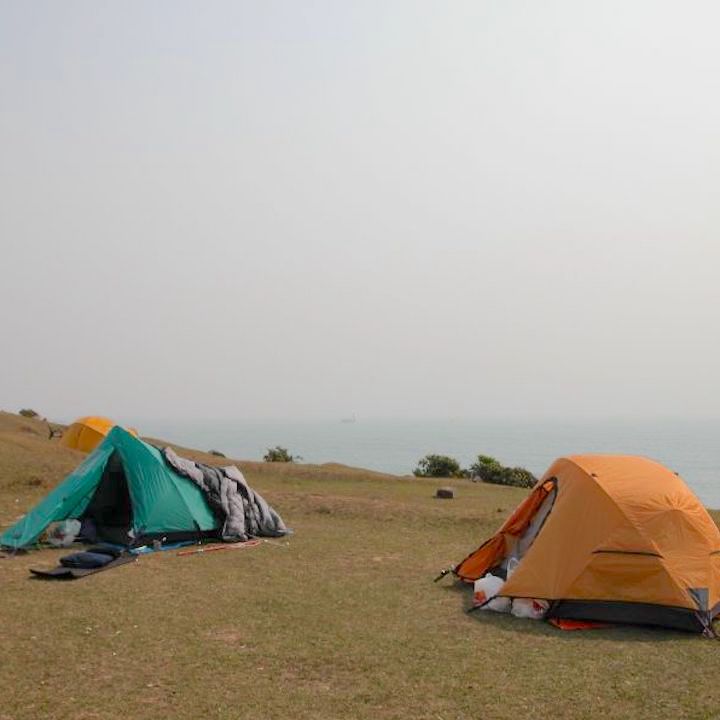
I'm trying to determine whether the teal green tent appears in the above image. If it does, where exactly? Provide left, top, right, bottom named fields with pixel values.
left=1, top=426, right=218, bottom=549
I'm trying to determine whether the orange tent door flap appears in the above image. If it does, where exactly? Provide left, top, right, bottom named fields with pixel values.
left=454, top=479, right=555, bottom=582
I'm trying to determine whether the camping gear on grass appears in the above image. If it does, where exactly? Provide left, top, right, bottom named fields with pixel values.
left=1, top=426, right=288, bottom=550
left=60, top=550, right=118, bottom=568
left=162, top=447, right=288, bottom=541
left=510, top=598, right=549, bottom=619
left=549, top=618, right=610, bottom=631
left=30, top=545, right=135, bottom=580
left=475, top=574, right=512, bottom=613
left=473, top=573, right=504, bottom=608
left=450, top=455, right=720, bottom=634
left=60, top=416, right=138, bottom=452
left=177, top=538, right=262, bottom=557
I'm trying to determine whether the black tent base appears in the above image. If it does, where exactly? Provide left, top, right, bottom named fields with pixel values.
left=30, top=555, right=136, bottom=580
left=547, top=599, right=709, bottom=634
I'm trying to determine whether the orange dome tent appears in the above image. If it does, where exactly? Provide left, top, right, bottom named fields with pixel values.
left=60, top=416, right=138, bottom=453
left=451, top=455, right=720, bottom=634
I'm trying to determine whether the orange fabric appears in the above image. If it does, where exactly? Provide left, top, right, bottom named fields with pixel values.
left=549, top=618, right=610, bottom=631
left=455, top=481, right=553, bottom=581
left=60, top=416, right=138, bottom=453
left=503, top=480, right=554, bottom=535
left=455, top=535, right=507, bottom=582
left=455, top=455, right=720, bottom=614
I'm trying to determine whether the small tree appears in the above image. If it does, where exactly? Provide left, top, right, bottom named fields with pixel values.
left=505, top=467, right=536, bottom=488
left=413, top=454, right=464, bottom=478
left=263, top=446, right=301, bottom=463
left=469, top=455, right=503, bottom=483
left=19, top=408, right=39, bottom=418
left=469, top=454, right=536, bottom=488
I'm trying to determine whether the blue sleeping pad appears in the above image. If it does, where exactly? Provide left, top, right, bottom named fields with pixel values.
left=59, top=551, right=116, bottom=569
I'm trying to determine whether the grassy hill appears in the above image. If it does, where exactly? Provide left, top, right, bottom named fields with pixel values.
left=1, top=411, right=719, bottom=720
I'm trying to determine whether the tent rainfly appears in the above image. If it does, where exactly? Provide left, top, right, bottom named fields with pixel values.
left=60, top=416, right=138, bottom=453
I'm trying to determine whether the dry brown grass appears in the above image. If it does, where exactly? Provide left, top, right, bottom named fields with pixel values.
left=1, top=411, right=719, bottom=720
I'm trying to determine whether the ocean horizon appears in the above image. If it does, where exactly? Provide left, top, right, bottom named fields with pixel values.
left=130, top=417, right=720, bottom=508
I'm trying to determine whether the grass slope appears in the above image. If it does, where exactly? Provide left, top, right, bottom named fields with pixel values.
left=1, top=411, right=719, bottom=720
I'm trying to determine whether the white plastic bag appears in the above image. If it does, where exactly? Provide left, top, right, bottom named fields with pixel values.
left=46, top=519, right=81, bottom=547
left=484, top=595, right=512, bottom=613
left=511, top=598, right=549, bottom=620
left=473, top=573, right=504, bottom=608
left=476, top=558, right=520, bottom=613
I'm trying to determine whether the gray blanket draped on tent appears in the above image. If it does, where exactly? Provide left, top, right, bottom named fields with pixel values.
left=161, top=447, right=288, bottom=542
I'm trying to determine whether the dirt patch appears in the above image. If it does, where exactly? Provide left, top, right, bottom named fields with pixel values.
left=206, top=627, right=255, bottom=649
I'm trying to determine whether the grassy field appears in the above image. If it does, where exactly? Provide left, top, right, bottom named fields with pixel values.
left=1, top=411, right=720, bottom=720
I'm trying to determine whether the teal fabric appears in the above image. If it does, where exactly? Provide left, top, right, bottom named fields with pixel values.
left=110, top=430, right=217, bottom=534
left=0, top=427, right=218, bottom=549
left=0, top=443, right=113, bottom=548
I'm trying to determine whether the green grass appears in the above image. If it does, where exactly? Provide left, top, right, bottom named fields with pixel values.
left=1, top=411, right=720, bottom=720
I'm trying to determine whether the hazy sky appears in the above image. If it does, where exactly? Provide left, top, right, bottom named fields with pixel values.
left=1, top=1, right=719, bottom=422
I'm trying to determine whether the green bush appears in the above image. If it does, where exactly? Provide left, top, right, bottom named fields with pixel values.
left=263, top=446, right=301, bottom=463
left=19, top=408, right=39, bottom=418
left=469, top=454, right=536, bottom=488
left=413, top=454, right=465, bottom=478
left=505, top=467, right=537, bottom=488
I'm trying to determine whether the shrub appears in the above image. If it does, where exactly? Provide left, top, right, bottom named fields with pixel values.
left=19, top=408, right=39, bottom=418
left=413, top=454, right=465, bottom=478
left=469, top=454, right=536, bottom=488
left=263, top=446, right=301, bottom=463
left=505, top=467, right=536, bottom=488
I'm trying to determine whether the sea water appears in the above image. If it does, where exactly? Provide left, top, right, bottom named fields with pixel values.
left=140, top=417, right=720, bottom=507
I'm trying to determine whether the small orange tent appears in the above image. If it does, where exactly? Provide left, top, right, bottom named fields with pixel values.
left=453, top=455, right=720, bottom=633
left=60, top=416, right=138, bottom=453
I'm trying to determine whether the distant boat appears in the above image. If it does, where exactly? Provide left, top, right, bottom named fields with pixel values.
left=340, top=413, right=357, bottom=424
